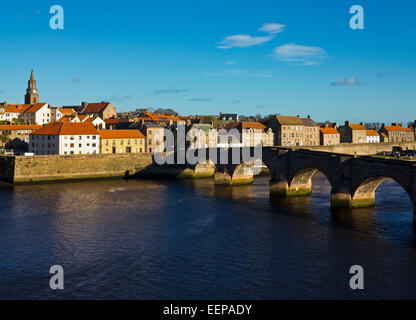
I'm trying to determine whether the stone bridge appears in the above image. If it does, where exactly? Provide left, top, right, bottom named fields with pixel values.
left=152, top=147, right=416, bottom=218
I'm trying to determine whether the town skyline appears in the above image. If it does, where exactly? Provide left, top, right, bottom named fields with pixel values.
left=1, top=0, right=415, bottom=123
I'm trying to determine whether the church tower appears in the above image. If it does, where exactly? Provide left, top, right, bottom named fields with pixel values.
left=24, top=69, right=39, bottom=104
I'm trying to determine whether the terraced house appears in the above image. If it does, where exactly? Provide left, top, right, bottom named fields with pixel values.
left=226, top=121, right=274, bottom=147
left=319, top=126, right=340, bottom=146
left=263, top=115, right=306, bottom=146
left=339, top=121, right=367, bottom=143
left=301, top=116, right=320, bottom=146
left=99, top=130, right=145, bottom=154
left=379, top=123, right=414, bottom=142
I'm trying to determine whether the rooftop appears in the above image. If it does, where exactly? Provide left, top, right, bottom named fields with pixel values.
left=99, top=130, right=145, bottom=139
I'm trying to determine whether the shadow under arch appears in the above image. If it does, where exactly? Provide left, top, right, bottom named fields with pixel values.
left=278, top=166, right=336, bottom=198
left=351, top=175, right=413, bottom=207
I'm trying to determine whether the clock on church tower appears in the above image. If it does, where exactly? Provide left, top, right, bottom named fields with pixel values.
left=24, top=69, right=39, bottom=104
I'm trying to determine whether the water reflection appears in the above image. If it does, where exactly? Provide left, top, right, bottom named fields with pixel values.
left=0, top=174, right=415, bottom=299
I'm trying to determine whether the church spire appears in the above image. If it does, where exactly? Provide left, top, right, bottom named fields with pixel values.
left=25, top=69, right=39, bottom=104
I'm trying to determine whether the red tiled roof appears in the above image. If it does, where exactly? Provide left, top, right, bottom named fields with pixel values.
left=105, top=118, right=130, bottom=124
left=0, top=124, right=42, bottom=131
left=366, top=130, right=379, bottom=136
left=58, top=108, right=75, bottom=115
left=383, top=124, right=412, bottom=132
left=320, top=127, right=340, bottom=134
left=4, top=103, right=47, bottom=113
left=349, top=123, right=366, bottom=130
left=99, top=130, right=145, bottom=139
left=31, top=122, right=98, bottom=135
left=81, top=103, right=110, bottom=114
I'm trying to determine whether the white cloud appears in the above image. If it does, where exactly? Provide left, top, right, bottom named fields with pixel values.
left=217, top=34, right=272, bottom=49
left=224, top=61, right=237, bottom=65
left=330, top=78, right=363, bottom=86
left=258, top=23, right=285, bottom=34
left=271, top=43, right=327, bottom=65
left=217, top=22, right=285, bottom=49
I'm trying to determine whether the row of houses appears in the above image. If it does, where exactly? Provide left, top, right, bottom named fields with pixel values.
left=0, top=101, right=117, bottom=125
left=1, top=106, right=415, bottom=155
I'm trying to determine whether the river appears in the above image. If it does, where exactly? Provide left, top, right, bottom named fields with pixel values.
left=0, top=173, right=415, bottom=299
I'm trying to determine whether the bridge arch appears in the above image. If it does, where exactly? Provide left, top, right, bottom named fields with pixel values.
left=351, top=175, right=413, bottom=207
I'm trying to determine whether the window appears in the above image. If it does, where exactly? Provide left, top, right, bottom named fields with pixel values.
left=92, top=136, right=96, bottom=140
left=70, top=143, right=74, bottom=148
left=134, top=140, right=137, bottom=145
left=79, top=144, right=81, bottom=148
left=79, top=136, right=82, bottom=140
left=105, top=140, right=108, bottom=146
left=92, top=143, right=96, bottom=147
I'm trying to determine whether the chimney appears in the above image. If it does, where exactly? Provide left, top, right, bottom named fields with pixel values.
left=82, top=101, right=88, bottom=107
left=307, top=115, right=311, bottom=119
left=400, top=122, right=403, bottom=127
left=359, top=122, right=364, bottom=127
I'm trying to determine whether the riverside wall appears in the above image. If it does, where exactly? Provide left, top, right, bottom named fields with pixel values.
left=0, top=153, right=153, bottom=183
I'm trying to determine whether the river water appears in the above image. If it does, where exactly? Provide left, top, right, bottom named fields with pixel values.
left=0, top=173, right=415, bottom=299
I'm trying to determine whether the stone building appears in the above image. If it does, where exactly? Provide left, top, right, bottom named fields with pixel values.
left=225, top=121, right=274, bottom=147
left=379, top=132, right=389, bottom=142
left=319, top=126, right=340, bottom=146
left=0, top=124, right=42, bottom=154
left=262, top=115, right=306, bottom=147
left=61, top=102, right=117, bottom=120
left=99, top=130, right=145, bottom=154
left=301, top=116, right=320, bottom=146
left=379, top=123, right=414, bottom=142
left=339, top=121, right=367, bottom=143
left=186, top=123, right=218, bottom=148
left=135, top=122, right=166, bottom=154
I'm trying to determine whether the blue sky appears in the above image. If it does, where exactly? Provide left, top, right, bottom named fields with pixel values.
left=0, top=0, right=415, bottom=123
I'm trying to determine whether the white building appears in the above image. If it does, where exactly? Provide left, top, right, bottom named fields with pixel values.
left=29, top=122, right=100, bottom=155
left=50, top=107, right=76, bottom=122
left=3, top=103, right=52, bottom=124
left=57, top=113, right=106, bottom=130
left=366, top=130, right=380, bottom=143
left=0, top=106, right=5, bottom=121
